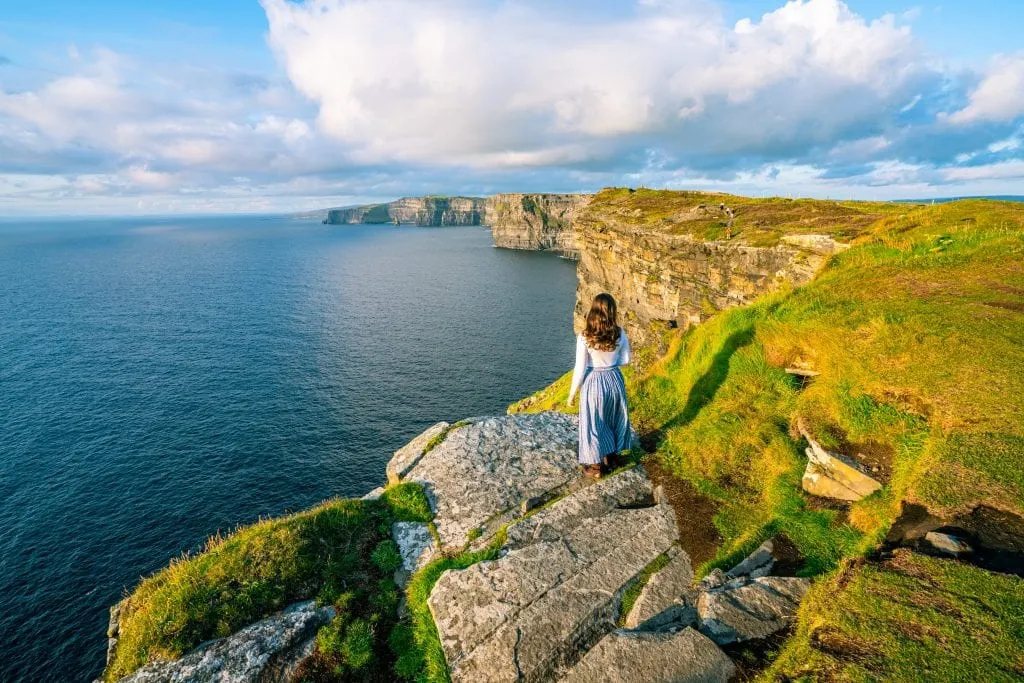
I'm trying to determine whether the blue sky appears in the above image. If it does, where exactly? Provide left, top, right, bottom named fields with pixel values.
left=1, top=0, right=1022, bottom=214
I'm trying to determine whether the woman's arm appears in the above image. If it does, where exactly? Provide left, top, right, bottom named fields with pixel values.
left=567, top=335, right=587, bottom=405
left=619, top=328, right=631, bottom=366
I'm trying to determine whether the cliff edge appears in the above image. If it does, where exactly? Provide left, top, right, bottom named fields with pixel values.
left=324, top=196, right=486, bottom=226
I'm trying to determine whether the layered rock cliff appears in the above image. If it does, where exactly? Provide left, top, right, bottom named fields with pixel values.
left=324, top=196, right=486, bottom=226
left=570, top=188, right=882, bottom=350
left=486, top=193, right=592, bottom=257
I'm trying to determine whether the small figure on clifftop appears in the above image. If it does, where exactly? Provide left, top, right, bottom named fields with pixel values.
left=567, top=293, right=633, bottom=479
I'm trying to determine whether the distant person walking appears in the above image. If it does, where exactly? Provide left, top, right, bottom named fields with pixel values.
left=567, top=293, right=633, bottom=479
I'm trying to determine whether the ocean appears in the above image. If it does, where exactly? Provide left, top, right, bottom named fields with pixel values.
left=0, top=216, right=578, bottom=681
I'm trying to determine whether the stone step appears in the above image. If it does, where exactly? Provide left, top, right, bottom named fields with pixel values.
left=560, top=627, right=735, bottom=683
left=428, top=468, right=679, bottom=683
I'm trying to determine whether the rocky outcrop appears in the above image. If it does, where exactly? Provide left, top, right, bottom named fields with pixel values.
left=561, top=628, right=735, bottom=683
left=573, top=195, right=852, bottom=349
left=397, top=413, right=580, bottom=551
left=428, top=467, right=678, bottom=683
left=486, top=193, right=592, bottom=258
left=118, top=601, right=335, bottom=683
left=324, top=197, right=486, bottom=226
left=383, top=413, right=816, bottom=682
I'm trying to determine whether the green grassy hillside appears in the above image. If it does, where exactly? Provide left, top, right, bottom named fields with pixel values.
left=513, top=198, right=1024, bottom=678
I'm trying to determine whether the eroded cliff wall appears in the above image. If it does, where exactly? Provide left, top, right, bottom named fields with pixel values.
left=486, top=193, right=592, bottom=257
left=572, top=189, right=874, bottom=350
left=324, top=197, right=486, bottom=226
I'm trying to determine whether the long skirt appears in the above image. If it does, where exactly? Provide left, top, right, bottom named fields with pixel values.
left=578, top=366, right=632, bottom=465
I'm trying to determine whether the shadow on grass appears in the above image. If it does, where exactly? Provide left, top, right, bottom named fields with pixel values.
left=640, top=326, right=756, bottom=452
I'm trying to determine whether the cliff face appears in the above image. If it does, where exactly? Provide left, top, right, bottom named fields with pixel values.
left=324, top=197, right=486, bottom=226
left=486, top=193, right=592, bottom=258
left=572, top=189, right=876, bottom=350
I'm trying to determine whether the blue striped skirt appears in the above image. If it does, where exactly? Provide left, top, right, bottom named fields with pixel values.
left=578, top=366, right=632, bottom=465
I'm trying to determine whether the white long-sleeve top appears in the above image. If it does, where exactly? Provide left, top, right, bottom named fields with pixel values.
left=568, top=328, right=631, bottom=403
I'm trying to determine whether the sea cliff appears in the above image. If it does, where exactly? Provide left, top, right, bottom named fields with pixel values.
left=323, top=196, right=486, bottom=226
left=485, top=193, right=592, bottom=257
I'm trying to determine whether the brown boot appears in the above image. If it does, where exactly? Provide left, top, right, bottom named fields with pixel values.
left=583, top=464, right=602, bottom=479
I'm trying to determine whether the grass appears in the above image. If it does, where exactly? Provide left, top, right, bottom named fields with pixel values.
left=618, top=551, right=672, bottom=626
left=106, top=483, right=433, bottom=682
left=582, top=187, right=904, bottom=247
left=762, top=550, right=1024, bottom=682
left=512, top=198, right=1024, bottom=674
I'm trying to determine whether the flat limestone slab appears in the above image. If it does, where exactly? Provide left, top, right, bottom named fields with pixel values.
left=623, top=546, right=697, bottom=631
left=697, top=576, right=810, bottom=645
left=429, top=469, right=679, bottom=683
left=560, top=628, right=735, bottom=683
left=399, top=413, right=580, bottom=550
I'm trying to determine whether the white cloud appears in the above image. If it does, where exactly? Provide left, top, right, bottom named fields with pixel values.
left=262, top=0, right=926, bottom=166
left=946, top=53, right=1024, bottom=124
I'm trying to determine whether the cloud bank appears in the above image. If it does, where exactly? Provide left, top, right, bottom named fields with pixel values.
left=1, top=0, right=1022, bottom=214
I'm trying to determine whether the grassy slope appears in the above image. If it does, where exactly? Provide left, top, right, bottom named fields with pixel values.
left=585, top=187, right=903, bottom=246
left=513, top=198, right=1024, bottom=677
left=107, top=483, right=432, bottom=681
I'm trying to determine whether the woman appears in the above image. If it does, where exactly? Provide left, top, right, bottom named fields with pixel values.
left=567, top=293, right=632, bottom=479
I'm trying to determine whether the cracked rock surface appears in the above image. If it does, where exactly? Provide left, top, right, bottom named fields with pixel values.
left=394, top=413, right=580, bottom=550
left=428, top=467, right=678, bottom=683
left=119, top=601, right=335, bottom=683
left=561, top=628, right=735, bottom=683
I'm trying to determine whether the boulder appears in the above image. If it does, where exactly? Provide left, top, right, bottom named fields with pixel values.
left=386, top=421, right=450, bottom=486
left=392, top=522, right=439, bottom=587
left=697, top=577, right=810, bottom=645
left=397, top=413, right=580, bottom=550
left=798, top=420, right=882, bottom=502
left=924, top=531, right=973, bottom=556
left=725, top=539, right=775, bottom=579
left=560, top=628, right=735, bottom=683
left=120, top=601, right=335, bottom=682
left=428, top=469, right=679, bottom=683
left=623, top=546, right=697, bottom=631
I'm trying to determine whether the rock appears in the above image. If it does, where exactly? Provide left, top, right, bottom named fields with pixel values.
left=324, top=196, right=486, bottom=226
left=428, top=469, right=678, bottom=683
left=387, top=421, right=450, bottom=486
left=560, top=628, right=735, bottom=683
left=360, top=486, right=385, bottom=501
left=623, top=547, right=697, bottom=631
left=120, top=601, right=335, bottom=682
left=573, top=191, right=869, bottom=349
left=397, top=413, right=580, bottom=550
left=486, top=193, right=593, bottom=258
left=797, top=419, right=882, bottom=502
left=699, top=568, right=727, bottom=591
left=726, top=539, right=775, bottom=579
left=392, top=521, right=438, bottom=587
left=697, top=577, right=810, bottom=645
left=924, top=531, right=973, bottom=556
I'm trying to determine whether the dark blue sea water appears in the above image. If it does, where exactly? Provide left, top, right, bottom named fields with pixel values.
left=0, top=216, right=578, bottom=681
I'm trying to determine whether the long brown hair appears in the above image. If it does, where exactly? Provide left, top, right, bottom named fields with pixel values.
left=584, top=293, right=620, bottom=351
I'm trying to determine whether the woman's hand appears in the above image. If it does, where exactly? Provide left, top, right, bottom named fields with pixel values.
left=566, top=394, right=576, bottom=408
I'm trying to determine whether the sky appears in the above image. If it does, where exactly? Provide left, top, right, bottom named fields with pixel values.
left=1, top=0, right=1023, bottom=215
